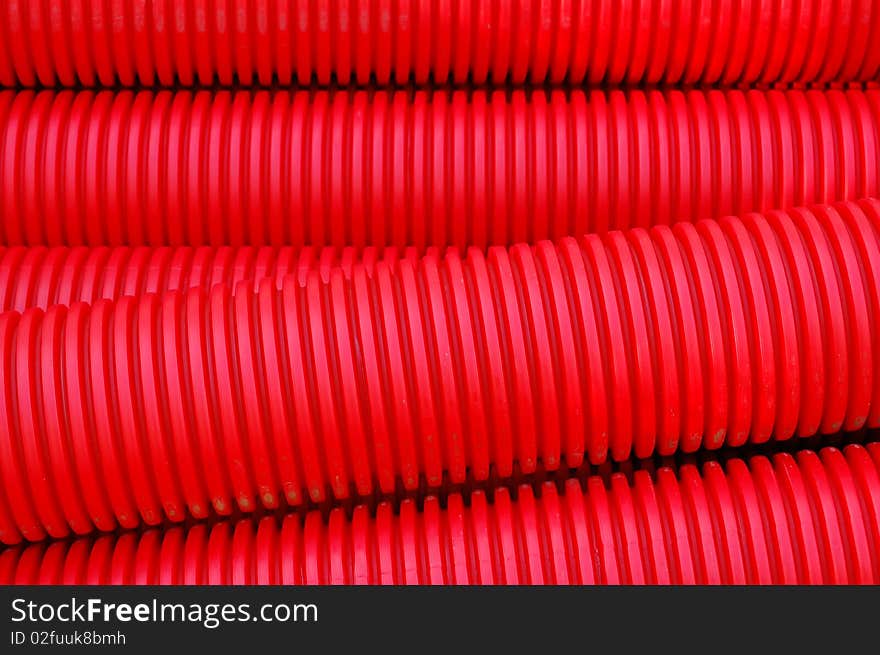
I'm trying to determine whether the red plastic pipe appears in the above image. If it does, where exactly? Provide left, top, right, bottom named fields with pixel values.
left=2, top=198, right=880, bottom=544
left=2, top=444, right=879, bottom=585
left=1, top=1, right=879, bottom=88
left=2, top=88, right=880, bottom=249
left=0, top=245, right=413, bottom=313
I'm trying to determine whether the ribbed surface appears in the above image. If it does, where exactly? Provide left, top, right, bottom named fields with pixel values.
left=2, top=445, right=879, bottom=584
left=1, top=0, right=879, bottom=88
left=2, top=199, right=880, bottom=544
left=0, top=245, right=415, bottom=313
left=3, top=88, right=880, bottom=249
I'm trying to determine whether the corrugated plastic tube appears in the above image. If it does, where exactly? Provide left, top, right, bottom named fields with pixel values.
left=1, top=0, right=879, bottom=88
left=2, top=444, right=879, bottom=584
left=0, top=245, right=410, bottom=313
left=3, top=88, right=880, bottom=249
left=3, top=199, right=880, bottom=544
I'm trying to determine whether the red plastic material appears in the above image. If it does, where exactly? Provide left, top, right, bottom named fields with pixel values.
left=1, top=1, right=879, bottom=88
left=0, top=245, right=408, bottom=313
left=2, top=199, right=880, bottom=545
left=2, top=444, right=879, bottom=585
left=2, top=88, right=880, bottom=249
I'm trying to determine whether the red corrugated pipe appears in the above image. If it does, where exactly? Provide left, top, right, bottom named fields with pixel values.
left=1, top=0, right=879, bottom=88
left=2, top=444, right=878, bottom=584
left=2, top=88, right=880, bottom=249
left=2, top=199, right=880, bottom=544
left=0, top=245, right=410, bottom=313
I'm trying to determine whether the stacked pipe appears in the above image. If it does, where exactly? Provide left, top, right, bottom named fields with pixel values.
left=2, top=1, right=880, bottom=585
left=0, top=245, right=393, bottom=312
left=2, top=445, right=879, bottom=584
left=2, top=88, right=880, bottom=248
left=1, top=198, right=880, bottom=545
left=2, top=1, right=879, bottom=87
